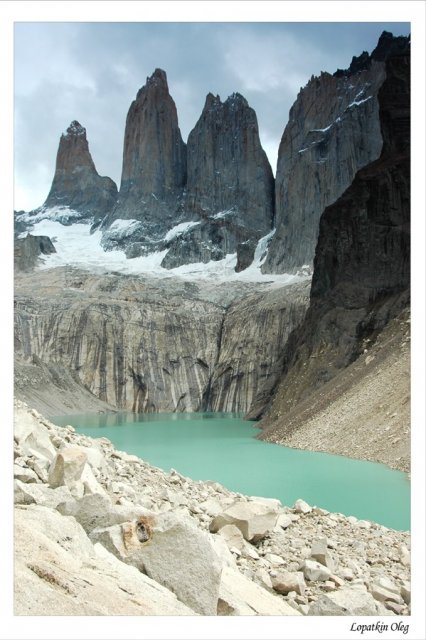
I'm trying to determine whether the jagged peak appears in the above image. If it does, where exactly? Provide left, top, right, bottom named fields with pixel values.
left=204, top=93, right=221, bottom=109
left=64, top=121, right=86, bottom=137
left=225, top=92, right=249, bottom=108
left=146, top=68, right=168, bottom=88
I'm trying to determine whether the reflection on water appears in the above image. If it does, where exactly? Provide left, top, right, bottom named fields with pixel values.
left=52, top=411, right=410, bottom=531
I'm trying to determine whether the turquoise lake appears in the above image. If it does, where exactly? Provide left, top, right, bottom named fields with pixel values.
left=52, top=411, right=410, bottom=531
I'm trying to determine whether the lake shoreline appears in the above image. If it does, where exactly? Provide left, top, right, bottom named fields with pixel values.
left=14, top=399, right=411, bottom=617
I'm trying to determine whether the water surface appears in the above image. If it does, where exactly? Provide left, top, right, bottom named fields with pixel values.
left=52, top=411, right=410, bottom=531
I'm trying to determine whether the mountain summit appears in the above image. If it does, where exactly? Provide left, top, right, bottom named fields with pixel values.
left=41, top=120, right=118, bottom=223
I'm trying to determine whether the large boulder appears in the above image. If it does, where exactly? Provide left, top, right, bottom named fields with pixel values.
left=209, top=500, right=279, bottom=542
left=48, top=447, right=107, bottom=498
left=14, top=505, right=194, bottom=615
left=218, top=567, right=301, bottom=616
left=92, top=512, right=223, bottom=615
left=14, top=407, right=56, bottom=463
left=14, top=480, right=73, bottom=508
left=57, top=493, right=152, bottom=534
left=308, top=584, right=384, bottom=616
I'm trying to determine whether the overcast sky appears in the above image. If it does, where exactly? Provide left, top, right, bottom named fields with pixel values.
left=14, top=21, right=410, bottom=211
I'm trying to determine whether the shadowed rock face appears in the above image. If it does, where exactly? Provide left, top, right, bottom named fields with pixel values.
left=41, top=121, right=118, bottom=223
left=104, top=69, right=187, bottom=240
left=263, top=32, right=409, bottom=274
left=162, top=93, right=274, bottom=268
left=258, top=36, right=410, bottom=429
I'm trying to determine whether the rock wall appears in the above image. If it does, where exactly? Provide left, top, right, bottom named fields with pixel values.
left=263, top=31, right=409, bottom=274
left=162, top=93, right=274, bottom=268
left=37, top=121, right=118, bottom=223
left=103, top=69, right=187, bottom=243
left=14, top=269, right=309, bottom=415
left=258, top=37, right=410, bottom=438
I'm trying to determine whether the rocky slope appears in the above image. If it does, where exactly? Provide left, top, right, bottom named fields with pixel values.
left=258, top=35, right=410, bottom=468
left=31, top=121, right=118, bottom=225
left=14, top=401, right=410, bottom=616
left=263, top=31, right=409, bottom=274
left=14, top=268, right=309, bottom=416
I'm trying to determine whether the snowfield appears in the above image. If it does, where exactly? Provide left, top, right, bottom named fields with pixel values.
left=17, top=214, right=310, bottom=286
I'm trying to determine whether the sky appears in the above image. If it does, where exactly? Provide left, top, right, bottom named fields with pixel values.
left=14, top=20, right=411, bottom=212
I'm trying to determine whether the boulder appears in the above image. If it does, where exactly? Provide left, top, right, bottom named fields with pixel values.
left=58, top=493, right=153, bottom=534
left=308, top=584, right=382, bottom=616
left=310, top=537, right=336, bottom=572
left=14, top=407, right=56, bottom=463
left=92, top=512, right=223, bottom=616
left=216, top=524, right=245, bottom=551
left=14, top=480, right=73, bottom=509
left=14, top=464, right=38, bottom=483
left=271, top=570, right=306, bottom=596
left=218, top=567, right=301, bottom=616
left=48, top=447, right=88, bottom=488
left=301, top=559, right=332, bottom=582
left=293, top=499, right=312, bottom=514
left=14, top=505, right=194, bottom=616
left=210, top=500, right=279, bottom=542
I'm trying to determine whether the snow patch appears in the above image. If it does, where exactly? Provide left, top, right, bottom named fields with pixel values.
left=163, top=221, right=200, bottom=242
left=212, top=209, right=234, bottom=220
left=348, top=95, right=372, bottom=108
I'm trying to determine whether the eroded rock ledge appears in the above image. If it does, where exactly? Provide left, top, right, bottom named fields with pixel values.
left=14, top=401, right=410, bottom=616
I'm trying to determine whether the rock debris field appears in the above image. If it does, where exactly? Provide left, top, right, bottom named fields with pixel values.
left=14, top=400, right=410, bottom=616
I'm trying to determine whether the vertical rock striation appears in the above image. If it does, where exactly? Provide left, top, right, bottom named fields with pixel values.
left=39, top=121, right=118, bottom=223
left=263, top=31, right=408, bottom=274
left=162, top=93, right=274, bottom=268
left=258, top=34, right=410, bottom=431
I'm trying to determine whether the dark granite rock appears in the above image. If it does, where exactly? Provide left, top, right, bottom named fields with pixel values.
left=161, top=92, right=274, bottom=268
left=102, top=69, right=187, bottom=251
left=35, top=121, right=118, bottom=224
left=256, top=35, right=410, bottom=425
left=263, top=32, right=408, bottom=275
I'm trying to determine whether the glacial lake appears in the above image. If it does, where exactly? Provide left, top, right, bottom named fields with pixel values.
left=52, top=411, right=410, bottom=531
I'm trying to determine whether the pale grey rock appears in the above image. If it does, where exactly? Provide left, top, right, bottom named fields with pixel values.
left=14, top=405, right=56, bottom=463
left=400, top=580, right=411, bottom=604
left=210, top=500, right=279, bottom=542
left=216, top=524, right=246, bottom=552
left=370, top=584, right=403, bottom=604
left=276, top=513, right=293, bottom=529
left=57, top=493, right=152, bottom=534
left=294, top=499, right=312, bottom=514
left=135, top=512, right=223, bottom=615
left=14, top=505, right=194, bottom=616
left=271, top=570, right=306, bottom=596
left=308, top=584, right=382, bottom=616
left=218, top=567, right=301, bottom=616
left=301, top=559, right=332, bottom=582
left=310, top=537, right=336, bottom=572
left=14, top=464, right=38, bottom=483
left=48, top=447, right=88, bottom=489
left=14, top=480, right=73, bottom=508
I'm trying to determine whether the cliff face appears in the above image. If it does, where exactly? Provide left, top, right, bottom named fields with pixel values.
left=14, top=269, right=309, bottom=415
left=101, top=69, right=187, bottom=250
left=39, top=121, right=118, bottom=223
left=263, top=31, right=408, bottom=274
left=258, top=36, right=410, bottom=434
left=162, top=93, right=274, bottom=268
